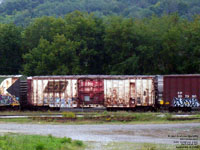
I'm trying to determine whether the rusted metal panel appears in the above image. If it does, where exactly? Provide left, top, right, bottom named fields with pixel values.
left=27, top=77, right=78, bottom=108
left=163, top=75, right=200, bottom=107
left=104, top=77, right=155, bottom=108
left=0, top=75, right=22, bottom=106
left=27, top=75, right=155, bottom=108
left=104, top=79, right=129, bottom=107
left=78, top=79, right=104, bottom=107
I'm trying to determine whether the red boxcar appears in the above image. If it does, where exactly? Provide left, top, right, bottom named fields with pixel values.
left=158, top=75, right=200, bottom=108
left=78, top=78, right=104, bottom=107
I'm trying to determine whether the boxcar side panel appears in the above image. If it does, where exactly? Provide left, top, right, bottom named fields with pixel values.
left=104, top=78, right=155, bottom=108
left=134, top=78, right=155, bottom=107
left=27, top=78, right=78, bottom=108
left=78, top=79, right=104, bottom=107
left=163, top=76, right=200, bottom=107
left=0, top=76, right=21, bottom=106
left=104, top=79, right=130, bottom=107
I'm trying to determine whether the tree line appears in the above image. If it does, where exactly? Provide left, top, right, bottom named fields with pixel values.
left=0, top=0, right=200, bottom=26
left=0, top=11, right=200, bottom=75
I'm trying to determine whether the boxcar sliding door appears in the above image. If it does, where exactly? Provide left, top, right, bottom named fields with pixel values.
left=78, top=78, right=104, bottom=107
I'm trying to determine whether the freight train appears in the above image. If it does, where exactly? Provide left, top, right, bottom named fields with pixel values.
left=0, top=75, right=200, bottom=111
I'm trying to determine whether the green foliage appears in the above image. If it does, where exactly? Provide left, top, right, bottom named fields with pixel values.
left=0, top=23, right=23, bottom=74
left=22, top=12, right=105, bottom=75
left=60, top=137, right=72, bottom=144
left=165, top=113, right=173, bottom=120
left=103, top=17, right=139, bottom=74
left=1, top=11, right=200, bottom=75
left=0, top=0, right=200, bottom=26
left=62, top=112, right=76, bottom=118
left=23, top=16, right=66, bottom=50
left=35, top=143, right=45, bottom=150
left=64, top=11, right=105, bottom=74
left=23, top=34, right=80, bottom=75
left=74, top=140, right=84, bottom=147
left=0, top=134, right=84, bottom=150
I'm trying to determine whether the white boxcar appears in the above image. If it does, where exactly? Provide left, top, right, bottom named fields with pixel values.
left=104, top=76, right=155, bottom=108
left=27, top=75, right=155, bottom=109
left=27, top=76, right=78, bottom=108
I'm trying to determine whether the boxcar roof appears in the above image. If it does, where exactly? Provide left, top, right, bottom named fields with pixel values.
left=163, top=74, right=200, bottom=77
left=28, top=75, right=155, bottom=79
left=0, top=75, right=23, bottom=78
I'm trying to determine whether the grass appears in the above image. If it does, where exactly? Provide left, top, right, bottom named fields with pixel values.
left=0, top=111, right=61, bottom=116
left=0, top=111, right=199, bottom=124
left=87, top=142, right=200, bottom=150
left=0, top=134, right=85, bottom=150
left=0, top=118, right=33, bottom=123
left=62, top=112, right=76, bottom=118
left=193, top=113, right=200, bottom=118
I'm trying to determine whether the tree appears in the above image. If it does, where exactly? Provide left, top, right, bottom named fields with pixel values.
left=0, top=23, right=23, bottom=74
left=64, top=11, right=105, bottom=74
left=0, top=0, right=199, bottom=26
left=23, top=16, right=66, bottom=51
left=103, top=16, right=139, bottom=74
left=180, top=16, right=200, bottom=73
left=23, top=35, right=80, bottom=75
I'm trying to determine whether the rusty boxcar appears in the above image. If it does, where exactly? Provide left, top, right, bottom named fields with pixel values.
left=78, top=77, right=104, bottom=107
left=157, top=75, right=200, bottom=110
left=27, top=76, right=78, bottom=108
left=2, top=74, right=200, bottom=111
left=104, top=76, right=155, bottom=109
left=27, top=76, right=105, bottom=108
left=27, top=75, right=155, bottom=110
left=0, top=75, right=25, bottom=107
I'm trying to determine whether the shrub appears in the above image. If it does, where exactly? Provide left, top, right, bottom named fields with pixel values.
left=74, top=140, right=83, bottom=147
left=62, top=112, right=76, bottom=118
left=35, top=143, right=45, bottom=150
left=48, top=134, right=53, bottom=139
left=165, top=114, right=172, bottom=120
left=0, top=134, right=84, bottom=150
left=60, top=137, right=72, bottom=144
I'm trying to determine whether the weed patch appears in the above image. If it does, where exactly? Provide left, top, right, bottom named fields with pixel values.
left=0, top=134, right=85, bottom=150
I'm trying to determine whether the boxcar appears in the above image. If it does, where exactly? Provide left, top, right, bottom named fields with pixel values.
left=104, top=76, right=155, bottom=109
left=27, top=76, right=78, bottom=108
left=157, top=75, right=200, bottom=110
left=0, top=75, right=25, bottom=107
left=27, top=75, right=156, bottom=110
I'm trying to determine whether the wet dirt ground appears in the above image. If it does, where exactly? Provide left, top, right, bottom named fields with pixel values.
left=0, top=123, right=199, bottom=149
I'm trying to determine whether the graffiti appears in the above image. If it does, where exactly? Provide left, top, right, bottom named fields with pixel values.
left=173, top=97, right=200, bottom=107
left=0, top=95, right=19, bottom=105
left=44, top=81, right=68, bottom=93
left=0, top=77, right=20, bottom=106
left=43, top=97, right=77, bottom=108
